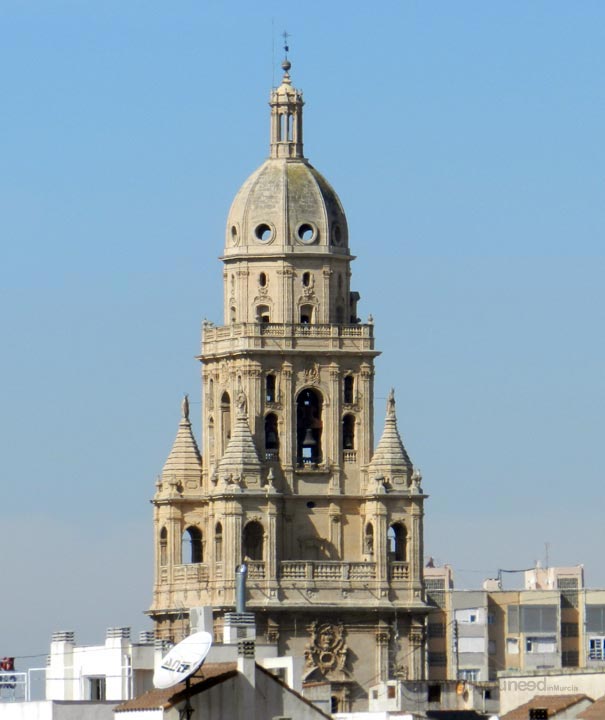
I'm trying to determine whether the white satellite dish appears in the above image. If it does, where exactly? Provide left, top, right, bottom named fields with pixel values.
left=153, top=631, right=213, bottom=689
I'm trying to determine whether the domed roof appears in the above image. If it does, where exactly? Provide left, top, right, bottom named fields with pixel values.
left=224, top=158, right=349, bottom=256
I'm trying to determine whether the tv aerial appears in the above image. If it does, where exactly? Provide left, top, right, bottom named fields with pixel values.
left=153, top=631, right=213, bottom=719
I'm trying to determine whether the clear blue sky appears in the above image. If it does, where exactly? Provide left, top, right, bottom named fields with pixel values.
left=1, top=1, right=604, bottom=670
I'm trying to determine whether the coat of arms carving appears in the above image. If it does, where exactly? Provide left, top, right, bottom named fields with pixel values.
left=303, top=621, right=351, bottom=681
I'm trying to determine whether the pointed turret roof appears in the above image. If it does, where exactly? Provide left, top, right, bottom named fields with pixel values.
left=162, top=394, right=202, bottom=479
left=217, top=389, right=261, bottom=479
left=369, top=389, right=412, bottom=477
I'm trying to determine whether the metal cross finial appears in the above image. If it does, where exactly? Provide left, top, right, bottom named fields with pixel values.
left=282, top=30, right=290, bottom=57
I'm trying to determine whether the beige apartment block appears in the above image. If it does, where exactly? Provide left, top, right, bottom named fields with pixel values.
left=147, top=59, right=429, bottom=711
left=424, top=564, right=601, bottom=684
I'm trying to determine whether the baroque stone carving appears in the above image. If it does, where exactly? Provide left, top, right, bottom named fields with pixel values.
left=301, top=363, right=320, bottom=385
left=304, top=621, right=350, bottom=680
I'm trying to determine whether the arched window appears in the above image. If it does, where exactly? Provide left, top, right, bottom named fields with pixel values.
left=300, top=304, right=314, bottom=324
left=259, top=272, right=267, bottom=287
left=160, top=527, right=168, bottom=566
left=215, top=522, right=223, bottom=561
left=387, top=523, right=407, bottom=562
left=265, top=413, right=279, bottom=451
left=257, top=305, right=270, bottom=323
left=364, top=523, right=374, bottom=555
left=296, top=388, right=323, bottom=465
left=266, top=373, right=276, bottom=403
left=344, top=376, right=354, bottom=404
left=342, top=414, right=355, bottom=450
left=182, top=526, right=203, bottom=564
left=242, top=521, right=264, bottom=561
left=302, top=271, right=311, bottom=287
left=220, top=392, right=231, bottom=451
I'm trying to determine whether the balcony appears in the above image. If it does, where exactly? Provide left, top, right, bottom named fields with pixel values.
left=171, top=563, right=209, bottom=583
left=202, top=322, right=375, bottom=355
left=390, top=562, right=410, bottom=581
left=280, top=561, right=376, bottom=582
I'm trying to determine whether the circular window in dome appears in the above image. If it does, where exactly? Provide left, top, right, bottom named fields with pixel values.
left=332, top=223, right=342, bottom=246
left=230, top=224, right=239, bottom=245
left=297, top=222, right=318, bottom=245
left=255, top=223, right=274, bottom=243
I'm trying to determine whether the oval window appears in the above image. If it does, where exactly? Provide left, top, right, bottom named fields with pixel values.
left=297, top=222, right=317, bottom=244
left=255, top=223, right=274, bottom=242
left=332, top=223, right=342, bottom=245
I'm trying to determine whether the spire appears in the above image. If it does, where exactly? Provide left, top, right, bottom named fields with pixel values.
left=161, top=395, right=202, bottom=481
left=217, top=388, right=261, bottom=484
left=269, top=35, right=304, bottom=159
left=368, top=389, right=413, bottom=484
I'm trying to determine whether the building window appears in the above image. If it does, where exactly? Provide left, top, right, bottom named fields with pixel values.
left=589, top=637, right=605, bottom=660
left=344, top=375, right=354, bottom=404
left=88, top=677, right=106, bottom=701
left=256, top=305, right=270, bottom=323
left=427, top=623, right=445, bottom=638
left=182, top=527, right=203, bottom=564
left=459, top=669, right=480, bottom=681
left=342, top=414, right=355, bottom=450
left=562, top=622, right=578, bottom=637
left=266, top=374, right=276, bottom=403
left=242, top=521, right=264, bottom=561
left=296, top=388, right=323, bottom=465
left=562, top=650, right=579, bottom=667
left=215, top=523, right=223, bottom=562
left=159, top=527, right=168, bottom=566
left=427, top=683, right=442, bottom=701
left=387, top=523, right=407, bottom=562
left=259, top=272, right=267, bottom=287
left=221, top=391, right=231, bottom=450
left=525, top=636, right=556, bottom=654
left=302, top=271, right=311, bottom=287
left=364, top=523, right=374, bottom=555
left=507, top=637, right=519, bottom=655
left=265, top=413, right=279, bottom=452
left=300, top=304, right=313, bottom=324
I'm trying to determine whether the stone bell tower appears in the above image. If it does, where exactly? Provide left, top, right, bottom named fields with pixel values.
left=149, top=57, right=429, bottom=711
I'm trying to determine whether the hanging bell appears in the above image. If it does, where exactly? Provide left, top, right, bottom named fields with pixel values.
left=302, top=428, right=316, bottom=447
left=267, top=430, right=278, bottom=446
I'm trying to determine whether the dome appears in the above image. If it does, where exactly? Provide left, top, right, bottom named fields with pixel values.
left=224, top=158, right=349, bottom=256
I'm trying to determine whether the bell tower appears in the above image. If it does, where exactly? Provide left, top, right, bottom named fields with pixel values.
left=149, top=57, right=429, bottom=711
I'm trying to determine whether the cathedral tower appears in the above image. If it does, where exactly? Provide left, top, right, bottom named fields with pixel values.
left=149, top=58, right=428, bottom=711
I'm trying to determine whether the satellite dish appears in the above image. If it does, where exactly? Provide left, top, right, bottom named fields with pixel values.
left=153, top=631, right=213, bottom=689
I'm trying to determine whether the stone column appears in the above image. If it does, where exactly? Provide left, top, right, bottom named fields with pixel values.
left=359, top=362, right=374, bottom=468
left=329, top=363, right=341, bottom=493
left=321, top=267, right=332, bottom=323
left=281, top=361, right=293, bottom=470
left=409, top=625, right=425, bottom=680
left=376, top=626, right=391, bottom=682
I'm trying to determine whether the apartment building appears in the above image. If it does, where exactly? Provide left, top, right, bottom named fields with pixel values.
left=425, top=564, right=603, bottom=681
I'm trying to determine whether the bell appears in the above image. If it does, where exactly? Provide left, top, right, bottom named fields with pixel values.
left=302, top=428, right=316, bottom=447
left=267, top=430, right=278, bottom=445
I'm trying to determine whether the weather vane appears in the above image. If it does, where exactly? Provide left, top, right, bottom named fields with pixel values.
left=282, top=30, right=290, bottom=59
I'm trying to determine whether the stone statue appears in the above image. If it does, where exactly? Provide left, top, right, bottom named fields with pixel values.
left=387, top=388, right=396, bottom=415
left=235, top=388, right=247, bottom=416
left=182, top=393, right=189, bottom=420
